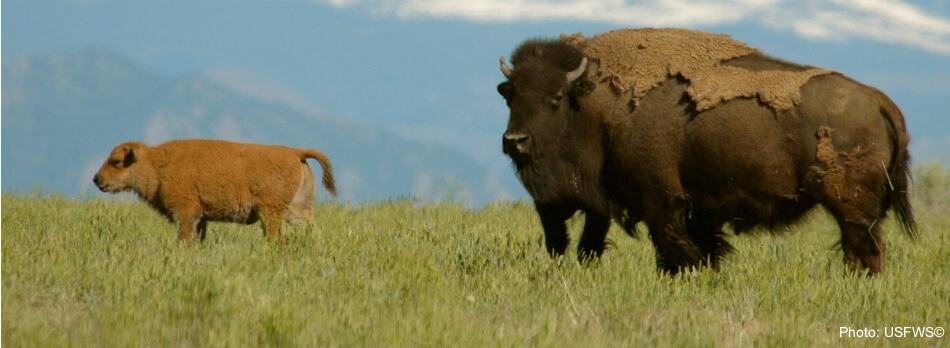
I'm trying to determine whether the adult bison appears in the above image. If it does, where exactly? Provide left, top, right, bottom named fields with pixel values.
left=497, top=28, right=914, bottom=275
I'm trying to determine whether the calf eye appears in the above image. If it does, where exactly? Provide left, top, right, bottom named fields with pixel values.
left=109, top=159, right=122, bottom=167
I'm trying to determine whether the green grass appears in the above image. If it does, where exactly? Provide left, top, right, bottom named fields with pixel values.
left=3, top=168, right=949, bottom=347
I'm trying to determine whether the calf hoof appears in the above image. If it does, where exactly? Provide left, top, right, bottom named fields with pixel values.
left=266, top=234, right=289, bottom=245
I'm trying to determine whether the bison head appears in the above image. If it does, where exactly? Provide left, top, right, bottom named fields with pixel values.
left=93, top=142, right=148, bottom=193
left=498, top=43, right=590, bottom=167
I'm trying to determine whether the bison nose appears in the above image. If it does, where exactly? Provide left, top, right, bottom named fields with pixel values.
left=503, top=133, right=531, bottom=155
left=93, top=174, right=105, bottom=190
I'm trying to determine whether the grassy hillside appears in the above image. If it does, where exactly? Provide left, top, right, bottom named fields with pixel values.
left=2, top=168, right=948, bottom=346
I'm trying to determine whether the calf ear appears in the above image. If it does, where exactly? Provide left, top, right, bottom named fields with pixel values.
left=123, top=148, right=137, bottom=167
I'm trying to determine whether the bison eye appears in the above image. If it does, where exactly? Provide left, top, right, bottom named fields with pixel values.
left=109, top=158, right=122, bottom=167
left=546, top=90, right=564, bottom=108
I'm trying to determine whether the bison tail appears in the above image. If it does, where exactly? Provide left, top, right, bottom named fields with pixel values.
left=880, top=100, right=916, bottom=237
left=302, top=149, right=337, bottom=197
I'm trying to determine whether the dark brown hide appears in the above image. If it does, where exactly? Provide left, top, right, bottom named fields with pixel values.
left=499, top=36, right=915, bottom=275
left=500, top=41, right=616, bottom=261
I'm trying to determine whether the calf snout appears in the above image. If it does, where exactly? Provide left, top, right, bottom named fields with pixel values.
left=92, top=174, right=104, bottom=190
left=502, top=133, right=531, bottom=156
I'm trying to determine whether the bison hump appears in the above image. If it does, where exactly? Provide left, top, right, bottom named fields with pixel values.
left=566, top=28, right=834, bottom=112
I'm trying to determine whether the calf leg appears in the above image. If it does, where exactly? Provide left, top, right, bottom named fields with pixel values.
left=196, top=219, right=208, bottom=242
left=174, top=212, right=201, bottom=245
left=577, top=212, right=610, bottom=263
left=260, top=207, right=288, bottom=243
left=166, top=197, right=203, bottom=245
left=536, top=203, right=575, bottom=258
left=287, top=168, right=315, bottom=227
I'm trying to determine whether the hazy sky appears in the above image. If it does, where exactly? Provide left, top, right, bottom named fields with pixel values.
left=4, top=0, right=949, bottom=162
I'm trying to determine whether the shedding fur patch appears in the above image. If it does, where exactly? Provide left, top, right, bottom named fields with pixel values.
left=563, top=28, right=834, bottom=111
left=812, top=126, right=847, bottom=202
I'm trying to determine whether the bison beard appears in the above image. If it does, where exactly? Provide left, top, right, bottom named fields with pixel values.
left=514, top=153, right=614, bottom=261
left=499, top=30, right=915, bottom=276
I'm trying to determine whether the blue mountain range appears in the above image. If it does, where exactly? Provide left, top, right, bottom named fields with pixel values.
left=1, top=47, right=521, bottom=204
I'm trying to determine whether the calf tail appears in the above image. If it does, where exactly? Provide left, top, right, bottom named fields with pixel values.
left=301, top=149, right=337, bottom=197
left=879, top=97, right=916, bottom=237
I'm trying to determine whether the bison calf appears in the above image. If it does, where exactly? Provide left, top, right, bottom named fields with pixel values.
left=93, top=139, right=337, bottom=243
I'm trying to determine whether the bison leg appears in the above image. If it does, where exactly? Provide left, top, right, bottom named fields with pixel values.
left=644, top=197, right=704, bottom=275
left=196, top=219, right=208, bottom=242
left=175, top=213, right=201, bottom=245
left=577, top=212, right=610, bottom=263
left=260, top=207, right=288, bottom=243
left=685, top=216, right=733, bottom=269
left=536, top=203, right=574, bottom=258
left=806, top=126, right=888, bottom=275
left=836, top=219, right=886, bottom=275
left=823, top=180, right=888, bottom=275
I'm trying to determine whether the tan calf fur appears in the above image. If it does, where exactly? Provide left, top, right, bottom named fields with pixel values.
left=93, top=139, right=337, bottom=243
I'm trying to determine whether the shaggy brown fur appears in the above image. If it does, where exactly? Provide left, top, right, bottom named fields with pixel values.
left=93, top=139, right=337, bottom=243
left=499, top=29, right=915, bottom=275
left=564, top=28, right=833, bottom=111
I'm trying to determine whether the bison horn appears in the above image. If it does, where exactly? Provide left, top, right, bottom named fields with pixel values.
left=500, top=56, right=513, bottom=78
left=565, top=57, right=587, bottom=83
